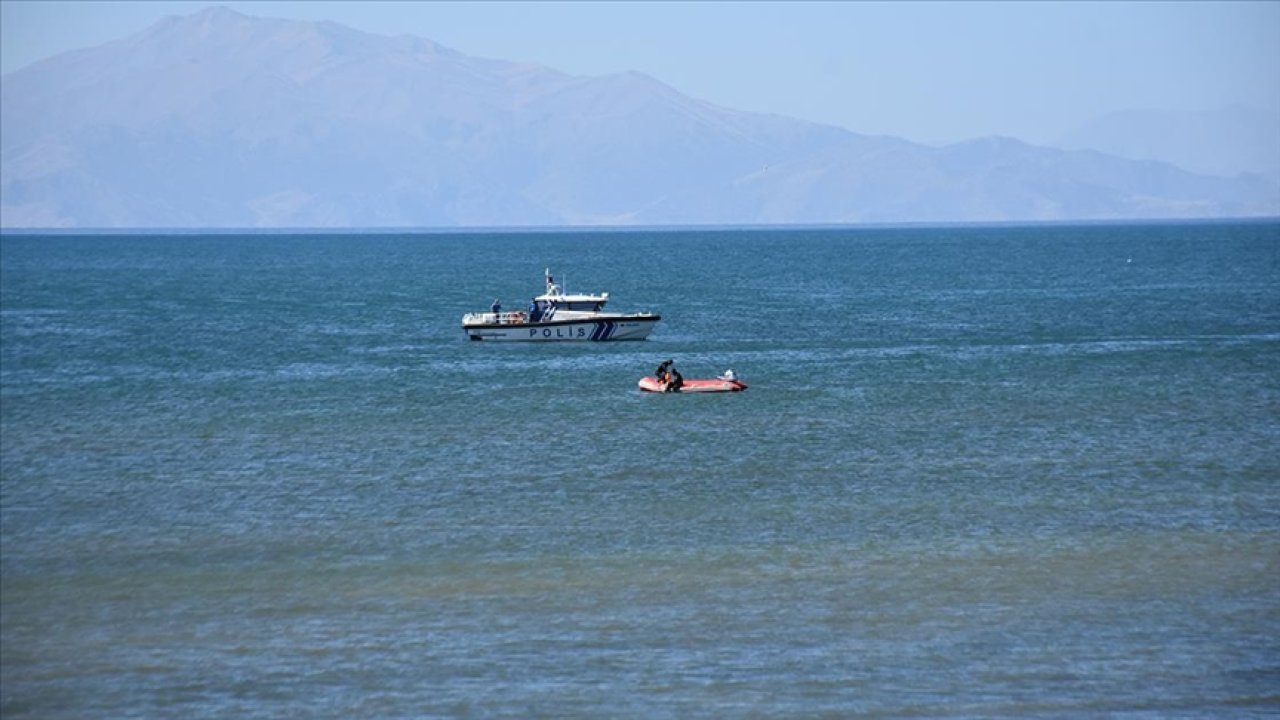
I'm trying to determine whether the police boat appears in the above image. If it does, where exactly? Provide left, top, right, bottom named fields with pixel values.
left=462, top=269, right=661, bottom=341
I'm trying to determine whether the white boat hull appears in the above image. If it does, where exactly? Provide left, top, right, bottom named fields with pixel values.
left=464, top=316, right=659, bottom=341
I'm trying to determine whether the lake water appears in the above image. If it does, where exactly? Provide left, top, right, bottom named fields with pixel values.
left=2, top=222, right=1278, bottom=718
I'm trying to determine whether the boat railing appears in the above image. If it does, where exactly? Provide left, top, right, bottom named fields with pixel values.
left=463, top=311, right=528, bottom=326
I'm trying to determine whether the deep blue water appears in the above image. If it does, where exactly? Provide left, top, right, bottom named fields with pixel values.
left=2, top=222, right=1279, bottom=718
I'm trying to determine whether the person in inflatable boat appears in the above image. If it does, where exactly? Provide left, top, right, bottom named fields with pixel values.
left=663, top=365, right=683, bottom=392
left=652, top=359, right=684, bottom=391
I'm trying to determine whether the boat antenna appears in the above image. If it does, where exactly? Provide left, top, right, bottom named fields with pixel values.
left=545, top=267, right=566, bottom=296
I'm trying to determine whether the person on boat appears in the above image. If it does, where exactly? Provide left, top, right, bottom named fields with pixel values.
left=654, top=359, right=672, bottom=381
left=719, top=369, right=737, bottom=382
left=664, top=365, right=684, bottom=392
left=491, top=298, right=501, bottom=323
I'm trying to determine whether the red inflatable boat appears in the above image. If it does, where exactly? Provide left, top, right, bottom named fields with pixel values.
left=638, top=375, right=748, bottom=393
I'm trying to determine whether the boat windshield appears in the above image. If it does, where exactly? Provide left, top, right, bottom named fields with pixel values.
left=557, top=300, right=605, bottom=311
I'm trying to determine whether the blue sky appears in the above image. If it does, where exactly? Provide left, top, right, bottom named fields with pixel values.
left=2, top=1, right=1277, bottom=146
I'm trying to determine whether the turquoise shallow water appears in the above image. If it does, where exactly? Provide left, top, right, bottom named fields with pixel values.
left=2, top=222, right=1279, bottom=718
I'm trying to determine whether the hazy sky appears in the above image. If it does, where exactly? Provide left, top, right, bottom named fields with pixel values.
left=3, top=1, right=1277, bottom=146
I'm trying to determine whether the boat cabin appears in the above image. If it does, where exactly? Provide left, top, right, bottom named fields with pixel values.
left=530, top=290, right=609, bottom=322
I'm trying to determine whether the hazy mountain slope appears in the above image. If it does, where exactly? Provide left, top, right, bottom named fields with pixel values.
left=2, top=7, right=1276, bottom=228
left=2, top=7, right=576, bottom=226
left=640, top=136, right=1277, bottom=224
left=1056, top=107, right=1280, bottom=184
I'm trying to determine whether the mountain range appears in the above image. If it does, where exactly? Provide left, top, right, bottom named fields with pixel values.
left=2, top=6, right=1277, bottom=228
left=1056, top=106, right=1280, bottom=185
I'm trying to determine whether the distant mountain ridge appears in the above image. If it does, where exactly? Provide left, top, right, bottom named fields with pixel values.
left=2, top=6, right=1277, bottom=228
left=1056, top=106, right=1280, bottom=184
